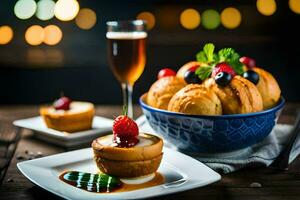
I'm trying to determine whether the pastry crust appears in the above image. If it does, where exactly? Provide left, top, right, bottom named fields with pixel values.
left=253, top=67, right=281, bottom=109
left=204, top=76, right=263, bottom=114
left=168, top=84, right=222, bottom=115
left=94, top=154, right=163, bottom=177
left=147, top=76, right=186, bottom=110
left=40, top=101, right=95, bottom=132
left=92, top=133, right=163, bottom=161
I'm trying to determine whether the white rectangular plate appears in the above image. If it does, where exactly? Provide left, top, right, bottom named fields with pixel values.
left=17, top=147, right=221, bottom=200
left=13, top=116, right=113, bottom=147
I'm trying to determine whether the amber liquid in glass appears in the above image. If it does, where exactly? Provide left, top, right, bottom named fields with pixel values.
left=107, top=32, right=146, bottom=86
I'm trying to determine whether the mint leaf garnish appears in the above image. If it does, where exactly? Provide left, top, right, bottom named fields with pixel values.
left=195, top=43, right=245, bottom=80
left=229, top=60, right=244, bottom=75
left=203, top=43, right=215, bottom=62
left=218, top=48, right=244, bottom=75
left=196, top=43, right=216, bottom=63
left=196, top=51, right=206, bottom=63
left=195, top=65, right=213, bottom=80
left=218, top=48, right=234, bottom=62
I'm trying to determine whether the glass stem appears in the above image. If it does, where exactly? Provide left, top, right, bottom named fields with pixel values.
left=121, top=83, right=133, bottom=118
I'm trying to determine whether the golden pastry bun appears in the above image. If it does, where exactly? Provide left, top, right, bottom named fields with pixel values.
left=253, top=67, right=281, bottom=109
left=204, top=76, right=263, bottom=114
left=168, top=84, right=222, bottom=115
left=176, top=61, right=207, bottom=81
left=147, top=76, right=186, bottom=110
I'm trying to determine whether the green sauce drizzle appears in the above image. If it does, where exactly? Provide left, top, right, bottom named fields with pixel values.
left=59, top=171, right=122, bottom=193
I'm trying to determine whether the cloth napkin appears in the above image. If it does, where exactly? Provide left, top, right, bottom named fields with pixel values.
left=136, top=115, right=300, bottom=174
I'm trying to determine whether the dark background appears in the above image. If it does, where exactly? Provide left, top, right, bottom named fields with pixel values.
left=0, top=0, right=299, bottom=104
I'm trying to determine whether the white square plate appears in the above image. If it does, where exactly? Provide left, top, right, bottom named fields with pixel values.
left=13, top=116, right=113, bottom=148
left=17, top=147, right=221, bottom=200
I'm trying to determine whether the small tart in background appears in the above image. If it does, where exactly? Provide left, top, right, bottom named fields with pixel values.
left=92, top=133, right=163, bottom=177
left=40, top=101, right=95, bottom=132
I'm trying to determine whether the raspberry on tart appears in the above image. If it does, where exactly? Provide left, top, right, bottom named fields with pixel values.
left=113, top=115, right=139, bottom=147
left=40, top=97, right=95, bottom=132
left=53, top=96, right=71, bottom=110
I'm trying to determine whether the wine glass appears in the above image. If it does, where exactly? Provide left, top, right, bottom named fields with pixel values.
left=106, top=20, right=147, bottom=118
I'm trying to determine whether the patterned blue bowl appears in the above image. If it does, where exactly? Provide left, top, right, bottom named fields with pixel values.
left=139, top=94, right=285, bottom=153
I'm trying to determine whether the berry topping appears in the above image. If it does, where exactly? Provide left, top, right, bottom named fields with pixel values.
left=53, top=96, right=71, bottom=110
left=215, top=72, right=232, bottom=87
left=239, top=57, right=256, bottom=69
left=112, top=115, right=139, bottom=147
left=243, top=70, right=260, bottom=85
left=157, top=68, right=176, bottom=79
left=184, top=70, right=202, bottom=84
left=187, top=64, right=200, bottom=72
left=212, top=62, right=236, bottom=78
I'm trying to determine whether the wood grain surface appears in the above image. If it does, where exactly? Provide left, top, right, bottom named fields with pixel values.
left=0, top=103, right=300, bottom=200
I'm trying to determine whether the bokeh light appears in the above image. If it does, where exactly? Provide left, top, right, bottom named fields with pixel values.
left=289, top=0, right=300, bottom=14
left=136, top=11, right=155, bottom=30
left=221, top=7, right=242, bottom=29
left=0, top=26, right=13, bottom=45
left=201, top=9, right=220, bottom=30
left=14, top=0, right=37, bottom=20
left=43, top=25, right=63, bottom=45
left=36, top=0, right=55, bottom=20
left=158, top=6, right=178, bottom=29
left=54, top=0, right=80, bottom=21
left=180, top=8, right=201, bottom=30
left=256, top=0, right=277, bottom=16
left=25, top=25, right=44, bottom=46
left=75, top=8, right=97, bottom=30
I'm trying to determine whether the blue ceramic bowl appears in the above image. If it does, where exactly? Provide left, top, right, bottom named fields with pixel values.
left=139, top=94, right=285, bottom=153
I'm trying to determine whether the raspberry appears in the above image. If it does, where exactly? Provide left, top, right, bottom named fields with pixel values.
left=53, top=96, right=71, bottom=110
left=157, top=68, right=176, bottom=79
left=188, top=65, right=199, bottom=72
left=239, top=56, right=256, bottom=69
left=112, top=115, right=139, bottom=147
left=212, top=62, right=236, bottom=78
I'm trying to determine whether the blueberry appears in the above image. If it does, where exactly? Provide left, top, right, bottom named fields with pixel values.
left=243, top=70, right=259, bottom=85
left=215, top=72, right=232, bottom=87
left=184, top=70, right=202, bottom=84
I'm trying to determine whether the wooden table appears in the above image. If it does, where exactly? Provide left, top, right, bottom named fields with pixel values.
left=1, top=104, right=300, bottom=200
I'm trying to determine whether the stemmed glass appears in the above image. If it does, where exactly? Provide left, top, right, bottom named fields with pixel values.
left=106, top=20, right=147, bottom=118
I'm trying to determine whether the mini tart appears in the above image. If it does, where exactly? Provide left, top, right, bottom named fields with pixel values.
left=40, top=101, right=95, bottom=133
left=92, top=133, right=163, bottom=177
left=253, top=67, right=281, bottom=109
left=204, top=76, right=263, bottom=114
